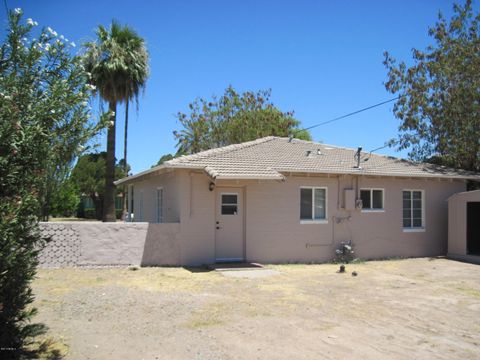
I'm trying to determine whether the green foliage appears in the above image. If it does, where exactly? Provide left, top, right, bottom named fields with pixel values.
left=0, top=9, right=98, bottom=357
left=384, top=0, right=480, bottom=172
left=153, top=153, right=175, bottom=167
left=83, top=21, right=149, bottom=221
left=50, top=180, right=80, bottom=217
left=71, top=153, right=127, bottom=220
left=173, top=86, right=311, bottom=154
left=83, top=20, right=149, bottom=105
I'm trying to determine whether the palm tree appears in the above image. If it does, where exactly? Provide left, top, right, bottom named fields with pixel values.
left=83, top=21, right=149, bottom=222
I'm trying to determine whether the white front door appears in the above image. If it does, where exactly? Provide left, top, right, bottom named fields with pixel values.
left=215, top=188, right=244, bottom=262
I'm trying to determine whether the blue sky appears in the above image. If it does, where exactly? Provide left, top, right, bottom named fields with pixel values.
left=2, top=1, right=468, bottom=173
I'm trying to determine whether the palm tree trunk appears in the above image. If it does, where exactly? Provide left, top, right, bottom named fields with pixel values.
left=103, top=101, right=117, bottom=222
left=122, top=101, right=129, bottom=220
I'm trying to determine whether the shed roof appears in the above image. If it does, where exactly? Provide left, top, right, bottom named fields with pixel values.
left=115, top=137, right=480, bottom=185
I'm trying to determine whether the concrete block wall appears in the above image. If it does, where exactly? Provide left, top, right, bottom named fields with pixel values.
left=39, top=223, right=81, bottom=267
left=38, top=222, right=181, bottom=267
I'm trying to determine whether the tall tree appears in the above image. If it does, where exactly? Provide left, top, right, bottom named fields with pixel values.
left=0, top=9, right=99, bottom=357
left=121, top=35, right=148, bottom=217
left=83, top=20, right=148, bottom=222
left=174, top=86, right=311, bottom=154
left=384, top=0, right=480, bottom=172
left=71, top=153, right=128, bottom=220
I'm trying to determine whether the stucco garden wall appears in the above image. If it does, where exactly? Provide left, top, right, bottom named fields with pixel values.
left=447, top=190, right=480, bottom=264
left=39, top=222, right=181, bottom=267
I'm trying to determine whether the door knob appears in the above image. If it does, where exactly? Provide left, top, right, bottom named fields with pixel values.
left=216, top=226, right=222, bottom=229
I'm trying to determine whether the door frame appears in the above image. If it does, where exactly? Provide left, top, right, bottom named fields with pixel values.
left=467, top=201, right=480, bottom=256
left=214, top=186, right=246, bottom=262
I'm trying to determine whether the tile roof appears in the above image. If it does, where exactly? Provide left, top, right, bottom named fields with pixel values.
left=115, top=137, right=480, bottom=185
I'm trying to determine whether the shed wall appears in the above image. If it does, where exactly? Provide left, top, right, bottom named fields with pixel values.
left=448, top=190, right=480, bottom=258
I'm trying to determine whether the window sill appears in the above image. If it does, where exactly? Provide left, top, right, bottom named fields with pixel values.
left=403, top=228, right=426, bottom=233
left=300, top=219, right=328, bottom=224
left=361, top=209, right=385, bottom=213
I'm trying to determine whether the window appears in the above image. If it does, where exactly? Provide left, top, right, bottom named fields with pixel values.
left=300, top=187, right=327, bottom=222
left=403, top=190, right=424, bottom=230
left=360, top=189, right=384, bottom=211
left=156, top=188, right=163, bottom=223
left=221, top=194, right=238, bottom=215
left=138, top=191, right=143, bottom=222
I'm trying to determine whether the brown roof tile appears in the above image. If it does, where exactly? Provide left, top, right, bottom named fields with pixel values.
left=116, top=137, right=480, bottom=185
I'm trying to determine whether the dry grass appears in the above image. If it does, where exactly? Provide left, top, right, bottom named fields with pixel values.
left=32, top=258, right=480, bottom=360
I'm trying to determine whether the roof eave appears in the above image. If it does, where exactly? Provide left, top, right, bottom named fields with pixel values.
left=277, top=169, right=479, bottom=180
left=214, top=175, right=285, bottom=181
left=114, top=163, right=205, bottom=186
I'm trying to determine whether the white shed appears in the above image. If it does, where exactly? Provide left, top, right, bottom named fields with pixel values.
left=448, top=190, right=480, bottom=264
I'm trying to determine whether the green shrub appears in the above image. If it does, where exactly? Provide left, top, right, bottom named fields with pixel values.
left=0, top=9, right=100, bottom=357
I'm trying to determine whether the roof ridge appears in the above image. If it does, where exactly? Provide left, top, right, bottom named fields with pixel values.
left=166, top=136, right=277, bottom=164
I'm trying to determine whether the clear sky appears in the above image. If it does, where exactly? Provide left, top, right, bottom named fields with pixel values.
left=1, top=0, right=470, bottom=173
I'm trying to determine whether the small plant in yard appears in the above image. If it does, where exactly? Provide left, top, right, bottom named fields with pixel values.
left=334, top=241, right=355, bottom=264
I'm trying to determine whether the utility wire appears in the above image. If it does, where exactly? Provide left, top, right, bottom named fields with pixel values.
left=294, top=96, right=400, bottom=133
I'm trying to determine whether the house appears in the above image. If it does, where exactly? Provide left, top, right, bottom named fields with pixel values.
left=447, top=190, right=480, bottom=264
left=115, top=136, right=480, bottom=265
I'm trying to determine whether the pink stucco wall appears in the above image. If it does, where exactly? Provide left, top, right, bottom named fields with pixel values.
left=448, top=190, right=480, bottom=260
left=132, top=169, right=466, bottom=265
left=39, top=222, right=182, bottom=267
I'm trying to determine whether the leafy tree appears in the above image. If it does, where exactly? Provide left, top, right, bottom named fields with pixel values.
left=174, top=86, right=311, bottom=154
left=153, top=153, right=175, bottom=167
left=83, top=21, right=148, bottom=221
left=71, top=153, right=127, bottom=220
left=0, top=9, right=98, bottom=357
left=384, top=0, right=480, bottom=172
left=49, top=179, right=80, bottom=218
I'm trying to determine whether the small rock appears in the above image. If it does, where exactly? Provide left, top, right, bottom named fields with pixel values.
left=352, top=271, right=358, bottom=276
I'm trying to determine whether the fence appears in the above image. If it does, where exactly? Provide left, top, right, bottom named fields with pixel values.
left=38, top=222, right=181, bottom=267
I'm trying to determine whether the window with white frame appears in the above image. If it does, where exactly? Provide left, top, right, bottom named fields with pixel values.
left=403, top=190, right=424, bottom=229
left=221, top=193, right=238, bottom=215
left=360, top=189, right=384, bottom=210
left=156, top=188, right=164, bottom=223
left=300, top=187, right=327, bottom=222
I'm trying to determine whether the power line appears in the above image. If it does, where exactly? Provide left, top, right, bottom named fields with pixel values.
left=295, top=96, right=400, bottom=133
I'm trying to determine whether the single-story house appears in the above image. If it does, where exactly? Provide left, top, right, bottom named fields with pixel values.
left=115, top=136, right=480, bottom=265
left=447, top=190, right=480, bottom=264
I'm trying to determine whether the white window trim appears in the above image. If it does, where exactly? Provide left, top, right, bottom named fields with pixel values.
left=360, top=188, right=385, bottom=212
left=300, top=186, right=328, bottom=224
left=402, top=189, right=426, bottom=232
left=220, top=192, right=239, bottom=216
left=156, top=187, right=164, bottom=223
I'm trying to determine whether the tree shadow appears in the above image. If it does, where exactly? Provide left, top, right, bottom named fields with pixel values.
left=22, top=336, right=68, bottom=360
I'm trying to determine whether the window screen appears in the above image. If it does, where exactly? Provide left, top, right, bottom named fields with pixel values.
left=403, top=190, right=423, bottom=228
left=221, top=194, right=238, bottom=215
left=360, top=189, right=384, bottom=210
left=360, top=190, right=371, bottom=209
left=314, top=188, right=326, bottom=219
left=372, top=190, right=383, bottom=209
left=300, top=188, right=326, bottom=220
left=300, top=188, right=313, bottom=219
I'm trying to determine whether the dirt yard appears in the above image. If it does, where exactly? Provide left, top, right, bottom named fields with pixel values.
left=32, top=258, right=480, bottom=359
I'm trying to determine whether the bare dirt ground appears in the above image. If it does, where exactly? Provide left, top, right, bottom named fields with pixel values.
left=32, top=258, right=480, bottom=360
